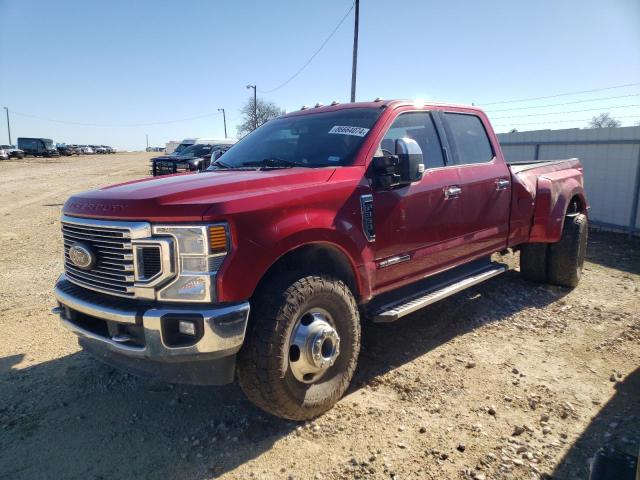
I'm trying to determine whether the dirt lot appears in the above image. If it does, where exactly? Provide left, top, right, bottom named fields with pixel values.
left=0, top=153, right=638, bottom=480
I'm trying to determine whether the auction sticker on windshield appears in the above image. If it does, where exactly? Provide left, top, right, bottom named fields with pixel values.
left=328, top=126, right=370, bottom=137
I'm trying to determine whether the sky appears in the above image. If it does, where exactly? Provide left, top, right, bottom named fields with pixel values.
left=0, top=0, right=639, bottom=150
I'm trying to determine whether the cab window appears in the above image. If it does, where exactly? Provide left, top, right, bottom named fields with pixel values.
left=443, top=113, right=494, bottom=165
left=381, top=112, right=445, bottom=169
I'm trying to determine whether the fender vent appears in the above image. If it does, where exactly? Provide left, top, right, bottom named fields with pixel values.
left=138, top=246, right=161, bottom=280
left=360, top=194, right=375, bottom=242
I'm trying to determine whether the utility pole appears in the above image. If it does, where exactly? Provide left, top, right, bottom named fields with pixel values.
left=218, top=108, right=227, bottom=138
left=246, top=84, right=257, bottom=130
left=145, top=134, right=149, bottom=151
left=3, top=107, right=11, bottom=145
left=350, top=0, right=359, bottom=103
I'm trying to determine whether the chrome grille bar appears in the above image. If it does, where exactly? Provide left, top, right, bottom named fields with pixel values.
left=61, top=216, right=151, bottom=298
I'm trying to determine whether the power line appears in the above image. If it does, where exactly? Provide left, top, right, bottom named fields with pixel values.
left=484, top=93, right=640, bottom=113
left=489, top=104, right=640, bottom=120
left=258, top=2, right=354, bottom=94
left=479, top=82, right=640, bottom=106
left=9, top=109, right=222, bottom=127
left=493, top=114, right=640, bottom=128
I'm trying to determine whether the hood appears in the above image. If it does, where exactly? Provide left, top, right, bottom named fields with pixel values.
left=63, top=168, right=336, bottom=222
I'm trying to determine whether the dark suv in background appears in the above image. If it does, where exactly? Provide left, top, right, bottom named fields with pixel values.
left=150, top=141, right=236, bottom=176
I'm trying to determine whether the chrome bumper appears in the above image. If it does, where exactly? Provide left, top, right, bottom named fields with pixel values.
left=53, top=275, right=250, bottom=361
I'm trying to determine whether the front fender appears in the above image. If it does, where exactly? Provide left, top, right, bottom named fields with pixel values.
left=217, top=204, right=374, bottom=303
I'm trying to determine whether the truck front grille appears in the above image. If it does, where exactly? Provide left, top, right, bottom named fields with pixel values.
left=153, top=161, right=177, bottom=176
left=62, top=221, right=135, bottom=297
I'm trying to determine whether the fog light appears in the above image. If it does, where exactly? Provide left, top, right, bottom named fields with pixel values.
left=178, top=320, right=196, bottom=336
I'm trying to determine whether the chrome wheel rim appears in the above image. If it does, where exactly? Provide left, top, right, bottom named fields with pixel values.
left=288, top=308, right=341, bottom=384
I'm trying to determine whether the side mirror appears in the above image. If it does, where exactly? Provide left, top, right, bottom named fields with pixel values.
left=395, top=138, right=424, bottom=183
left=373, top=138, right=424, bottom=189
left=212, top=149, right=224, bottom=161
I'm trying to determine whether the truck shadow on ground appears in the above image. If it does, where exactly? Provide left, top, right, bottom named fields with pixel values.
left=0, top=271, right=570, bottom=480
left=553, top=367, right=640, bottom=479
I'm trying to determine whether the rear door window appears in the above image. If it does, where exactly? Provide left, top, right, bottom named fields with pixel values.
left=443, top=113, right=494, bottom=165
left=381, top=112, right=445, bottom=169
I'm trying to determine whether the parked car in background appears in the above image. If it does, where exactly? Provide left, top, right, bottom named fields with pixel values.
left=171, top=138, right=197, bottom=155
left=17, top=137, right=60, bottom=157
left=90, top=145, right=107, bottom=154
left=0, top=144, right=25, bottom=159
left=65, top=144, right=81, bottom=154
left=78, top=145, right=94, bottom=154
left=0, top=147, right=8, bottom=160
left=53, top=100, right=588, bottom=420
left=169, top=137, right=230, bottom=156
left=102, top=145, right=116, bottom=154
left=57, top=144, right=78, bottom=156
left=150, top=139, right=237, bottom=176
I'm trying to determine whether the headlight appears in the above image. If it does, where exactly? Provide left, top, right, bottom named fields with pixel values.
left=152, top=224, right=230, bottom=302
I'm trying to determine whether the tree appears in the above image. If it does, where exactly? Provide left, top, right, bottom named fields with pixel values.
left=237, top=97, right=284, bottom=136
left=509, top=128, right=518, bottom=133
left=587, top=112, right=621, bottom=129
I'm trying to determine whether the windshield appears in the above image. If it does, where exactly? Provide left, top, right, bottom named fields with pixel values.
left=208, top=108, right=382, bottom=169
left=44, top=140, right=55, bottom=149
left=179, top=144, right=213, bottom=157
left=172, top=142, right=193, bottom=155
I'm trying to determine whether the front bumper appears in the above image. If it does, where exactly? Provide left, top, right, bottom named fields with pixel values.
left=53, top=276, right=250, bottom=384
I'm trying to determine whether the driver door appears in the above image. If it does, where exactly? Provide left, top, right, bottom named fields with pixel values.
left=372, top=110, right=463, bottom=293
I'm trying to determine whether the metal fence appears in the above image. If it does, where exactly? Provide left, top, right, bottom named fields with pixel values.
left=498, top=126, right=640, bottom=236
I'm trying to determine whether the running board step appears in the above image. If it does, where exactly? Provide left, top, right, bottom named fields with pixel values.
left=373, top=263, right=508, bottom=323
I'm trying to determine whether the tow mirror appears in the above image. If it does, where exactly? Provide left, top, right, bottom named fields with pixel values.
left=395, top=138, right=424, bottom=183
left=373, top=137, right=424, bottom=189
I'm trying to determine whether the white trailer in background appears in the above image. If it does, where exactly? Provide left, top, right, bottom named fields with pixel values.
left=165, top=141, right=180, bottom=155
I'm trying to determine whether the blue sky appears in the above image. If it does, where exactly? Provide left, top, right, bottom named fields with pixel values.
left=1, top=0, right=639, bottom=150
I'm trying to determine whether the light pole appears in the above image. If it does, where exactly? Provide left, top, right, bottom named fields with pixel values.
left=3, top=107, right=11, bottom=145
left=218, top=108, right=227, bottom=138
left=246, top=84, right=257, bottom=130
left=146, top=134, right=149, bottom=151
left=350, top=0, right=359, bottom=102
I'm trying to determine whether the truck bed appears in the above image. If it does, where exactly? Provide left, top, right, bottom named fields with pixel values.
left=508, top=158, right=580, bottom=174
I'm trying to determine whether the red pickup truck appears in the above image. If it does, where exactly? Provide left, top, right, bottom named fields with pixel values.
left=53, top=100, right=588, bottom=420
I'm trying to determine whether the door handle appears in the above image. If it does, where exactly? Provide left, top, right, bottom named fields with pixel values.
left=444, top=185, right=462, bottom=199
left=495, top=179, right=510, bottom=190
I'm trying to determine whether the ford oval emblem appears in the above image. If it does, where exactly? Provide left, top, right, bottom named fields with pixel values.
left=68, top=242, right=96, bottom=270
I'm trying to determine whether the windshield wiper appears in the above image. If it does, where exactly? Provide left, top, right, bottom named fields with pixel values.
left=211, top=160, right=231, bottom=169
left=206, top=160, right=258, bottom=172
left=242, top=157, right=308, bottom=169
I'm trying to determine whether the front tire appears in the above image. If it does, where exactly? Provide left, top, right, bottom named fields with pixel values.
left=547, top=213, right=588, bottom=288
left=237, top=274, right=361, bottom=420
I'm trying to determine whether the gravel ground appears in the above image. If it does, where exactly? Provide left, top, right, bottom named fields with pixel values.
left=0, top=153, right=638, bottom=480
